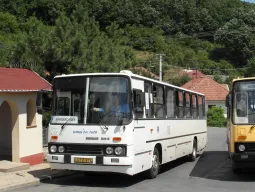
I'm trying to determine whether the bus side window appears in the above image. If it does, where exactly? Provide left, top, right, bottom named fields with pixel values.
left=184, top=92, right=191, bottom=118
left=177, top=91, right=184, bottom=118
left=145, top=82, right=153, bottom=118
left=198, top=96, right=203, bottom=118
left=166, top=88, right=175, bottom=118
left=133, top=89, right=145, bottom=118
left=191, top=94, right=198, bottom=118
left=203, top=96, right=206, bottom=117
left=153, top=84, right=165, bottom=118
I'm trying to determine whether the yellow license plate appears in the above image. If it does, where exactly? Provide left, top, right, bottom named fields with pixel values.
left=74, top=157, right=93, bottom=164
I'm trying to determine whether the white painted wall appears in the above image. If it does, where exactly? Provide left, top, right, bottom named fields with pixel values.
left=0, top=92, right=43, bottom=160
left=206, top=100, right=227, bottom=118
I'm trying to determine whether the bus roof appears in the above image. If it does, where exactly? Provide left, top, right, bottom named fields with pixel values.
left=54, top=70, right=204, bottom=96
left=232, top=77, right=255, bottom=83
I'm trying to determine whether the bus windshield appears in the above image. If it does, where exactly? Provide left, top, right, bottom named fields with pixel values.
left=233, top=80, right=255, bottom=124
left=51, top=76, right=132, bottom=125
left=87, top=76, right=131, bottom=125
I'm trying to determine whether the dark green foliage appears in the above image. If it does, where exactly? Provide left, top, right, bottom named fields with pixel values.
left=8, top=4, right=135, bottom=82
left=42, top=110, right=51, bottom=127
left=171, top=75, right=192, bottom=87
left=0, top=0, right=254, bottom=84
left=207, top=106, right=227, bottom=127
left=124, top=25, right=166, bottom=52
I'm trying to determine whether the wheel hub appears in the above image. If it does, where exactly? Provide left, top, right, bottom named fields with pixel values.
left=152, top=155, right=158, bottom=171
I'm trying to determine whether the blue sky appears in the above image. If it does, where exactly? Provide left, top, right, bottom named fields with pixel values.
left=241, top=0, right=255, bottom=3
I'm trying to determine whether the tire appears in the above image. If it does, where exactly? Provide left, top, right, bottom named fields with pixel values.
left=188, top=139, right=197, bottom=162
left=145, top=148, right=160, bottom=179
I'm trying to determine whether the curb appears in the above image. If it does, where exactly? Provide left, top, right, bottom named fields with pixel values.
left=0, top=171, right=77, bottom=192
left=0, top=180, right=40, bottom=192
left=39, top=171, right=78, bottom=182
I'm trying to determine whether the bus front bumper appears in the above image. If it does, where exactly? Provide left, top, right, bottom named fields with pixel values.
left=47, top=154, right=133, bottom=175
left=231, top=153, right=255, bottom=168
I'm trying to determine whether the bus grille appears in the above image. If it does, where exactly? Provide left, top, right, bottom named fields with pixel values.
left=245, top=143, right=255, bottom=152
left=66, top=145, right=103, bottom=155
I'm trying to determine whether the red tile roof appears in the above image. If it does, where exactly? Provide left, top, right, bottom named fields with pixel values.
left=182, top=76, right=229, bottom=101
left=0, top=68, right=51, bottom=92
left=181, top=69, right=206, bottom=80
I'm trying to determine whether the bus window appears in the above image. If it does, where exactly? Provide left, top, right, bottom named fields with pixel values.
left=185, top=92, right=191, bottom=118
left=192, top=94, right=197, bottom=118
left=166, top=88, right=175, bottom=118
left=236, top=93, right=248, bottom=117
left=87, top=76, right=132, bottom=125
left=198, top=96, right=203, bottom=118
left=153, top=84, right=165, bottom=118
left=133, top=89, right=145, bottom=118
left=145, top=82, right=153, bottom=118
left=177, top=91, right=184, bottom=118
left=56, top=97, right=70, bottom=116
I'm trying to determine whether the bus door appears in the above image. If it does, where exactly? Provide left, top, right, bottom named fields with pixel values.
left=72, top=94, right=81, bottom=121
left=55, top=91, right=71, bottom=116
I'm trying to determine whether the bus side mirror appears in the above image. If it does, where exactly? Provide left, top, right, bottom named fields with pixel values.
left=226, top=94, right=231, bottom=107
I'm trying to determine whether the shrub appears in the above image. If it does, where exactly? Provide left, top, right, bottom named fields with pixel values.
left=207, top=106, right=227, bottom=127
left=42, top=110, right=51, bottom=128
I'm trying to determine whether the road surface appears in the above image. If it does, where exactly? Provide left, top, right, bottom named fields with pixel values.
left=8, top=128, right=255, bottom=192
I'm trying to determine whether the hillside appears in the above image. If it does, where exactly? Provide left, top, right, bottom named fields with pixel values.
left=0, top=0, right=254, bottom=85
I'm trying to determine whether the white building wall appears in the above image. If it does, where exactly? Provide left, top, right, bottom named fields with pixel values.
left=206, top=100, right=227, bottom=118
left=0, top=92, right=43, bottom=159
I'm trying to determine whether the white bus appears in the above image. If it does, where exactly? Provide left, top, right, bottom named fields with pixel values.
left=47, top=70, right=207, bottom=178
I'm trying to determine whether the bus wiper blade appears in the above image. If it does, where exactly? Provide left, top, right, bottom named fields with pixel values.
left=249, top=124, right=255, bottom=133
left=59, top=117, right=72, bottom=135
left=96, top=115, right=108, bottom=132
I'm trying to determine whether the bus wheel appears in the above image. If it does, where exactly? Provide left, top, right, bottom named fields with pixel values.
left=188, top=139, right=197, bottom=162
left=145, top=148, right=160, bottom=179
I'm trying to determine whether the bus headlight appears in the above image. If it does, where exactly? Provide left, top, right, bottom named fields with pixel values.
left=239, top=144, right=245, bottom=152
left=106, top=147, right=113, bottom=155
left=115, top=147, right=123, bottom=156
left=50, top=145, right=57, bottom=153
left=58, top=146, right=65, bottom=153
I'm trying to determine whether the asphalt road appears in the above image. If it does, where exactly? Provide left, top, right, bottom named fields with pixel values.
left=9, top=128, right=255, bottom=192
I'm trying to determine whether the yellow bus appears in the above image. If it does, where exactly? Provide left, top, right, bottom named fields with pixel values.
left=226, top=77, right=255, bottom=173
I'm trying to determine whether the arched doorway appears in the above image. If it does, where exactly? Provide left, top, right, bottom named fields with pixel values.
left=0, top=100, right=19, bottom=162
left=0, top=101, right=12, bottom=160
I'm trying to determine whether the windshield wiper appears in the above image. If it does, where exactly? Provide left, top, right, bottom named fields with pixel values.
left=59, top=116, right=73, bottom=135
left=249, top=124, right=255, bottom=133
left=96, top=115, right=108, bottom=132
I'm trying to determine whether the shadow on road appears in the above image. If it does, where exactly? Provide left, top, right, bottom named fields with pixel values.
left=190, top=151, right=255, bottom=182
left=41, top=171, right=147, bottom=188
left=41, top=157, right=188, bottom=188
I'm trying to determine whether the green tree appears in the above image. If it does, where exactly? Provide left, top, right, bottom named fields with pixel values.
left=245, top=57, right=255, bottom=77
left=207, top=106, right=227, bottom=127
left=0, top=12, right=22, bottom=66
left=124, top=25, right=166, bottom=52
left=171, top=75, right=191, bottom=87
left=214, top=9, right=255, bottom=67
left=10, top=4, right=135, bottom=81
